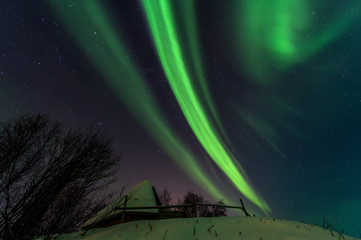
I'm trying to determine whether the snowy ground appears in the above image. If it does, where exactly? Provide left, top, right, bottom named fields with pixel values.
left=44, top=216, right=360, bottom=240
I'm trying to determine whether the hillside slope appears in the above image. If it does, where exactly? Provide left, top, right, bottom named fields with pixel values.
left=47, top=216, right=360, bottom=240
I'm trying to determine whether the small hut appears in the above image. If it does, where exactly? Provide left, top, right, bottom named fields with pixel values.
left=82, top=180, right=185, bottom=229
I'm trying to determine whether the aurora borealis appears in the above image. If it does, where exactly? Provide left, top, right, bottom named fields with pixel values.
left=237, top=0, right=361, bottom=84
left=2, top=0, right=361, bottom=237
left=141, top=0, right=269, bottom=212
left=48, top=0, right=227, bottom=208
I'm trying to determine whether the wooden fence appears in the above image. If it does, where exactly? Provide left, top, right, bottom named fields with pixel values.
left=115, top=197, right=251, bottom=222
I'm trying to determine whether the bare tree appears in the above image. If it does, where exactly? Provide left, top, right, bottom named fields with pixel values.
left=182, top=191, right=210, bottom=217
left=0, top=114, right=121, bottom=240
left=182, top=191, right=227, bottom=217
left=210, top=200, right=227, bottom=217
left=158, top=187, right=172, bottom=206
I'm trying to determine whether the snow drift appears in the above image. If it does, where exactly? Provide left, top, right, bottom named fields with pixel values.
left=43, top=216, right=360, bottom=240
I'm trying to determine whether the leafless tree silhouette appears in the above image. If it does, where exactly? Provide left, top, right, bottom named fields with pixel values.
left=158, top=187, right=172, bottom=206
left=182, top=191, right=226, bottom=217
left=0, top=114, right=120, bottom=240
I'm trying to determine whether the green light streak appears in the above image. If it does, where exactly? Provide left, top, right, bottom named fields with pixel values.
left=237, top=0, right=361, bottom=84
left=179, top=1, right=228, bottom=140
left=47, top=0, right=227, bottom=202
left=141, top=0, right=270, bottom=213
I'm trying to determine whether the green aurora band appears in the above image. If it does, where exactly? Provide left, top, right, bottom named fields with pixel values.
left=48, top=1, right=229, bottom=203
left=230, top=0, right=360, bottom=162
left=175, top=1, right=228, bottom=140
left=237, top=0, right=361, bottom=84
left=141, top=0, right=270, bottom=213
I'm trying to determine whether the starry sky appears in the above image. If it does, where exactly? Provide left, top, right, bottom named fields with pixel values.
left=1, top=0, right=361, bottom=236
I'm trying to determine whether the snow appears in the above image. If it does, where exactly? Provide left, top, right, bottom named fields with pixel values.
left=43, top=216, right=360, bottom=240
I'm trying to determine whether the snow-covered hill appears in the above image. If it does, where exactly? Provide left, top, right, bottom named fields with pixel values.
left=45, top=216, right=360, bottom=240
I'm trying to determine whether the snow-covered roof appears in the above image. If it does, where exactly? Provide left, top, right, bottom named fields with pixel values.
left=82, top=180, right=160, bottom=229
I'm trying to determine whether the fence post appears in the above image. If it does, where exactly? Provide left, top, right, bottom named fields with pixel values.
left=192, top=200, right=197, bottom=217
left=121, top=195, right=128, bottom=223
left=239, top=198, right=251, bottom=217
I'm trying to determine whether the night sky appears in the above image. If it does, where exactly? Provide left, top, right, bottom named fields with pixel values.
left=2, top=0, right=361, bottom=236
